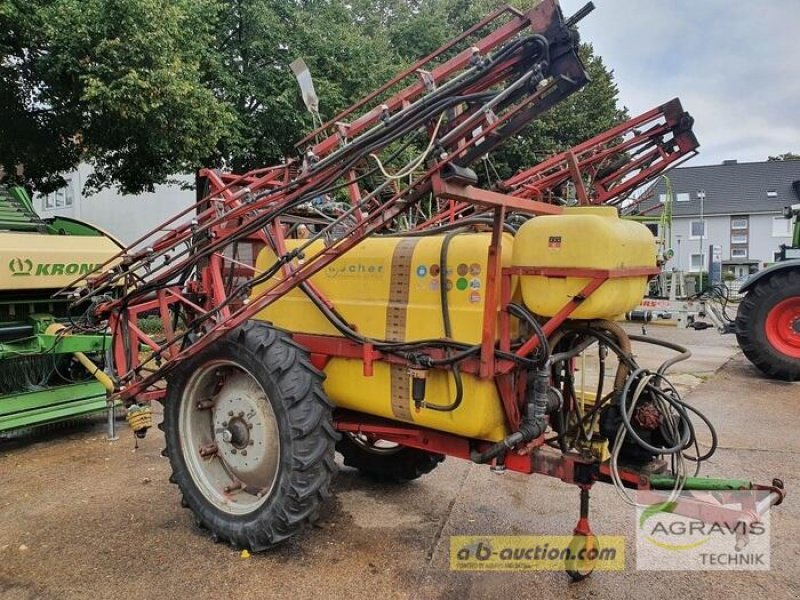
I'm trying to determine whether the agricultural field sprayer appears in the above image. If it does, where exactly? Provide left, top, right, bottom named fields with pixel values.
left=58, top=0, right=784, bottom=579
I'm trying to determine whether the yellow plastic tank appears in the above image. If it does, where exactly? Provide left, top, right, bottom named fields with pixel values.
left=251, top=233, right=516, bottom=441
left=513, top=207, right=656, bottom=319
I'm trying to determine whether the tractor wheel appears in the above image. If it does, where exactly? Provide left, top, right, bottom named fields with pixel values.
left=162, top=321, right=337, bottom=550
left=735, top=269, right=800, bottom=381
left=336, top=433, right=444, bottom=483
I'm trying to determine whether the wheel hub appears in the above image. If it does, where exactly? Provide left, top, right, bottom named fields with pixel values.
left=179, top=361, right=281, bottom=515
left=225, top=417, right=250, bottom=449
left=765, top=297, right=800, bottom=358
left=212, top=376, right=276, bottom=481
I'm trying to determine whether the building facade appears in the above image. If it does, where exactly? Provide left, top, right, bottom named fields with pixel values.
left=31, top=164, right=195, bottom=245
left=637, top=159, right=799, bottom=278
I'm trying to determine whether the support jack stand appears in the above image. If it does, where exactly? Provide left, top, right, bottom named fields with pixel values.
left=565, top=484, right=598, bottom=581
left=106, top=401, right=119, bottom=442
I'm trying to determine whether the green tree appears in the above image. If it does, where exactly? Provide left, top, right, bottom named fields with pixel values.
left=209, top=0, right=400, bottom=173
left=1, top=0, right=625, bottom=194
left=0, top=0, right=233, bottom=193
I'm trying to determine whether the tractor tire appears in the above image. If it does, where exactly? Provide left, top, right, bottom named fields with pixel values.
left=336, top=433, right=444, bottom=483
left=735, top=269, right=800, bottom=381
left=162, top=321, right=337, bottom=550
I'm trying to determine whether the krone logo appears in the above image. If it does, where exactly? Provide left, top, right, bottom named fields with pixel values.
left=9, top=257, right=33, bottom=276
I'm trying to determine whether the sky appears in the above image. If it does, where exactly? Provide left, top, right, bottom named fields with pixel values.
left=559, top=0, right=800, bottom=166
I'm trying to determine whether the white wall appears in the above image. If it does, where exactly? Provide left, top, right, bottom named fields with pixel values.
left=668, top=216, right=726, bottom=272
left=666, top=213, right=792, bottom=272
left=33, top=164, right=195, bottom=246
left=667, top=214, right=792, bottom=271
left=749, top=213, right=792, bottom=262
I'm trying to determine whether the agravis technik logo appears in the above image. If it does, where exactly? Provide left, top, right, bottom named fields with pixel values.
left=636, top=491, right=771, bottom=571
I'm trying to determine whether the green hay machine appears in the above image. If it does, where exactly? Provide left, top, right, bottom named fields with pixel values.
left=0, top=185, right=121, bottom=434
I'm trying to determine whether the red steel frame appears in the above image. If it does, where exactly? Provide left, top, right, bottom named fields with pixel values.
left=416, top=97, right=700, bottom=229
left=77, top=0, right=593, bottom=402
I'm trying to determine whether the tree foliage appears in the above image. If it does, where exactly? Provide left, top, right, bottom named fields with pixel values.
left=1, top=0, right=625, bottom=194
left=1, top=0, right=233, bottom=192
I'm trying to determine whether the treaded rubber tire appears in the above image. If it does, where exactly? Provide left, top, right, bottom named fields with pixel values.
left=336, top=434, right=444, bottom=483
left=735, top=269, right=800, bottom=381
left=163, top=321, right=337, bottom=550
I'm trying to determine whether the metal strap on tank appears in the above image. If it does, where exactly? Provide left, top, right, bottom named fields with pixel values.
left=386, top=238, right=419, bottom=421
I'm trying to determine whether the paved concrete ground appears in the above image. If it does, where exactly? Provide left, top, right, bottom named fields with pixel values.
left=1, top=325, right=797, bottom=600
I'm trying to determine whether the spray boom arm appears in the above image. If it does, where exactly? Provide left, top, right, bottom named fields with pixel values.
left=68, top=1, right=594, bottom=403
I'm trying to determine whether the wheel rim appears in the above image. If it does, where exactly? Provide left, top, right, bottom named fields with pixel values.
left=179, top=360, right=281, bottom=515
left=347, top=432, right=402, bottom=455
left=765, top=297, right=800, bottom=358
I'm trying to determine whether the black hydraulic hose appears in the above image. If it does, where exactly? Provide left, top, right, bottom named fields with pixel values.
left=545, top=390, right=615, bottom=448
left=627, top=334, right=691, bottom=375
left=507, top=303, right=549, bottom=362
left=299, top=281, right=525, bottom=370
left=548, top=336, right=595, bottom=364
left=84, top=34, right=544, bottom=301
left=96, top=38, right=543, bottom=305
left=545, top=324, right=717, bottom=466
left=423, top=230, right=464, bottom=412
left=471, top=407, right=548, bottom=464
left=671, top=395, right=719, bottom=462
left=618, top=368, right=691, bottom=455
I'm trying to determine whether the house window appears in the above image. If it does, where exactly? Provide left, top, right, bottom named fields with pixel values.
left=730, top=233, right=748, bottom=244
left=42, top=180, right=74, bottom=210
left=690, top=220, right=706, bottom=238
left=676, top=193, right=690, bottom=202
left=731, top=247, right=748, bottom=259
left=767, top=190, right=778, bottom=198
left=658, top=193, right=667, bottom=203
left=772, top=216, right=792, bottom=237
left=731, top=217, right=748, bottom=230
left=690, top=253, right=705, bottom=272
